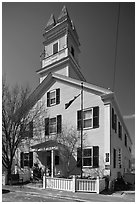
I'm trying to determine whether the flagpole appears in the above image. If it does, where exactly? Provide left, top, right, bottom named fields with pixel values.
left=81, top=82, right=83, bottom=178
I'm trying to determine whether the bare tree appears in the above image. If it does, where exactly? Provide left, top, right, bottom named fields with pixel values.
left=2, top=78, right=45, bottom=179
left=55, top=125, right=85, bottom=178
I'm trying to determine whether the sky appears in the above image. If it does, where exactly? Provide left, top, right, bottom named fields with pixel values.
left=2, top=2, right=135, bottom=155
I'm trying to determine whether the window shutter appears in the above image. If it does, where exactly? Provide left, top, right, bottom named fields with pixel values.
left=29, top=121, right=33, bottom=138
left=56, top=89, right=60, bottom=105
left=20, top=152, right=24, bottom=168
left=112, top=108, right=115, bottom=129
left=45, top=118, right=49, bottom=136
left=47, top=92, right=50, bottom=107
left=77, top=110, right=82, bottom=130
left=93, top=106, right=99, bottom=128
left=77, top=148, right=82, bottom=167
left=113, top=148, right=116, bottom=168
left=29, top=152, right=33, bottom=168
left=57, top=115, right=62, bottom=134
left=93, top=146, right=99, bottom=167
left=114, top=114, right=117, bottom=133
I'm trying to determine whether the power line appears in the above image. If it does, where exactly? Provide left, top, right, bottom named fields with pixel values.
left=112, top=3, right=120, bottom=92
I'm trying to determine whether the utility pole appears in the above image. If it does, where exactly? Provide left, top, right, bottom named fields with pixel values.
left=80, top=82, right=83, bottom=178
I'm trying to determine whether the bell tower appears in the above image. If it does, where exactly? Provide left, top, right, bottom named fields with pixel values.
left=37, top=6, right=86, bottom=83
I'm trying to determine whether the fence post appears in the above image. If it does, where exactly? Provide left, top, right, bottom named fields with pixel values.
left=96, top=176, right=100, bottom=194
left=43, top=173, right=46, bottom=189
left=72, top=175, right=76, bottom=192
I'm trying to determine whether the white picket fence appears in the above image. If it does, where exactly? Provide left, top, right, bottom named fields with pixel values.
left=43, top=175, right=105, bottom=194
left=45, top=177, right=73, bottom=191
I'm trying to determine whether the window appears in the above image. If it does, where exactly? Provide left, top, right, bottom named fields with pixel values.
left=83, top=109, right=93, bottom=128
left=47, top=89, right=60, bottom=107
left=105, top=153, right=109, bottom=162
left=125, top=134, right=127, bottom=147
left=53, top=42, right=58, bottom=55
left=24, top=153, right=29, bottom=166
left=83, top=148, right=92, bottom=166
left=77, top=107, right=99, bottom=130
left=49, top=117, right=56, bottom=134
left=118, top=122, right=122, bottom=140
left=45, top=115, right=62, bottom=136
left=77, top=146, right=99, bottom=168
left=118, top=148, right=122, bottom=168
left=113, top=148, right=116, bottom=168
left=20, top=152, right=33, bottom=168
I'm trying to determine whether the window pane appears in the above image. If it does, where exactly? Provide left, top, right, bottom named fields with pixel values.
left=50, top=98, right=56, bottom=104
left=83, top=158, right=91, bottom=166
left=83, top=149, right=91, bottom=157
left=50, top=91, right=55, bottom=98
left=84, top=119, right=92, bottom=128
left=83, top=110, right=92, bottom=119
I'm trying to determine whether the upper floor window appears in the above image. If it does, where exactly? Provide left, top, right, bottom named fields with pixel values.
left=47, top=89, right=60, bottom=107
left=53, top=42, right=58, bottom=55
left=77, top=146, right=99, bottom=168
left=45, top=115, right=62, bottom=136
left=49, top=117, right=56, bottom=134
left=77, top=106, right=99, bottom=130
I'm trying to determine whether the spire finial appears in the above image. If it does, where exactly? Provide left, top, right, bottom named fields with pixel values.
left=57, top=5, right=70, bottom=23
left=45, top=14, right=56, bottom=31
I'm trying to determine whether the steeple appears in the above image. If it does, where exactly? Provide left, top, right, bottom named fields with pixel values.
left=37, top=6, right=86, bottom=83
left=57, top=5, right=71, bottom=23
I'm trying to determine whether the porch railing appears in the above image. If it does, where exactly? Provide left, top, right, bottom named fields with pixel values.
left=43, top=175, right=105, bottom=194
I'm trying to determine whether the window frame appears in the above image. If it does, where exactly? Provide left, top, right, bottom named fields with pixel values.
left=49, top=89, right=56, bottom=106
left=83, top=147, right=93, bottom=167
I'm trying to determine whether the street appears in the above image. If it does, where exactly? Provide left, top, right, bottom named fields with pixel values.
left=2, top=185, right=135, bottom=202
left=2, top=189, right=72, bottom=202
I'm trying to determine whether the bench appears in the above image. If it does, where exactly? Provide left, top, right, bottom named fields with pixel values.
left=9, top=174, right=23, bottom=186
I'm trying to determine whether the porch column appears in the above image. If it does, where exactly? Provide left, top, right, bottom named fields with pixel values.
left=51, top=149, right=54, bottom=178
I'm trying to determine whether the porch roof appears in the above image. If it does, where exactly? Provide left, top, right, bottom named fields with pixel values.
left=31, top=140, right=61, bottom=151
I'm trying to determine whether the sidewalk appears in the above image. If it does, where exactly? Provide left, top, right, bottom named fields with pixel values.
left=2, top=183, right=135, bottom=202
